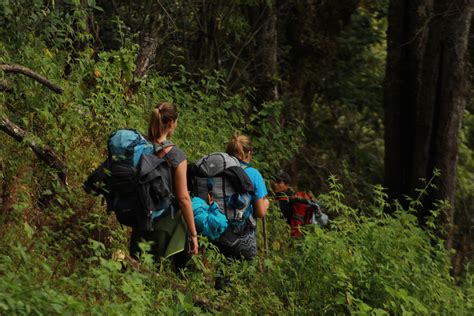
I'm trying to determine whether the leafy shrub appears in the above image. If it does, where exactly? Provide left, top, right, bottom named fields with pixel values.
left=262, top=178, right=472, bottom=315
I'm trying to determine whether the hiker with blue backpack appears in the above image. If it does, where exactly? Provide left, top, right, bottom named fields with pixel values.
left=219, top=134, right=269, bottom=258
left=84, top=102, right=198, bottom=270
left=129, top=102, right=199, bottom=266
left=226, top=134, right=270, bottom=220
left=189, top=134, right=269, bottom=259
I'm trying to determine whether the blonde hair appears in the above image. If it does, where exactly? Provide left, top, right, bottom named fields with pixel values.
left=226, top=133, right=253, bottom=161
left=147, top=102, right=179, bottom=141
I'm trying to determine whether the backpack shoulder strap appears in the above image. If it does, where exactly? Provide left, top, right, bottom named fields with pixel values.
left=290, top=192, right=311, bottom=204
left=153, top=140, right=174, bottom=153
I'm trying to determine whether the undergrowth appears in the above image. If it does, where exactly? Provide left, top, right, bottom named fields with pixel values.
left=0, top=178, right=472, bottom=315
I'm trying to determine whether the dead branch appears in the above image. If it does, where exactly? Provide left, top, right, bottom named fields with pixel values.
left=0, top=115, right=67, bottom=184
left=0, top=63, right=64, bottom=94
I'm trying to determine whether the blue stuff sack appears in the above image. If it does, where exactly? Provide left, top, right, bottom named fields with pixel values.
left=192, top=197, right=228, bottom=240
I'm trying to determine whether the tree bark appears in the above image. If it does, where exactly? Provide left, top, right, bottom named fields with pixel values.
left=195, top=1, right=219, bottom=70
left=0, top=64, right=64, bottom=94
left=254, top=1, right=279, bottom=104
left=134, top=16, right=162, bottom=80
left=384, top=0, right=473, bottom=274
left=130, top=9, right=168, bottom=95
left=0, top=63, right=66, bottom=183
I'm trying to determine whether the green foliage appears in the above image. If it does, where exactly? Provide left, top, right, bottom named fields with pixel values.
left=456, top=93, right=474, bottom=275
left=0, top=0, right=95, bottom=50
left=1, top=178, right=472, bottom=315
left=261, top=180, right=472, bottom=315
left=246, top=100, right=304, bottom=174
left=1, top=1, right=473, bottom=315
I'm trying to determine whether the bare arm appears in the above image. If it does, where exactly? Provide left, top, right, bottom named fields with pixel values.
left=174, top=160, right=198, bottom=254
left=254, top=197, right=269, bottom=218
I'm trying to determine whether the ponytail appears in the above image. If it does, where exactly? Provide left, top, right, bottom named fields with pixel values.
left=148, top=102, right=179, bottom=142
left=226, top=133, right=253, bottom=161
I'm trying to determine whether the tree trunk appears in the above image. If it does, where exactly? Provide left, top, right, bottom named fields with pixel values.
left=195, top=1, right=219, bottom=70
left=134, top=17, right=162, bottom=80
left=384, top=0, right=473, bottom=274
left=254, top=2, right=279, bottom=104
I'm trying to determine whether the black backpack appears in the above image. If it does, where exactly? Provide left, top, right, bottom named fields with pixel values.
left=84, top=129, right=174, bottom=230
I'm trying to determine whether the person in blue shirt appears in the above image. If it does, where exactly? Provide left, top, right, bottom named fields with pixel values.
left=226, top=133, right=269, bottom=219
left=213, top=133, right=269, bottom=261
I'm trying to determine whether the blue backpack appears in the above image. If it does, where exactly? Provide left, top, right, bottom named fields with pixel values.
left=84, top=129, right=175, bottom=230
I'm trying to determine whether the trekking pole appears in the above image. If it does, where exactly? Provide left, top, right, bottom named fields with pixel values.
left=262, top=217, right=269, bottom=254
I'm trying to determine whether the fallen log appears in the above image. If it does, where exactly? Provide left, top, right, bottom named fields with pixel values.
left=0, top=115, right=67, bottom=184
left=1, top=63, right=67, bottom=184
left=0, top=63, right=64, bottom=94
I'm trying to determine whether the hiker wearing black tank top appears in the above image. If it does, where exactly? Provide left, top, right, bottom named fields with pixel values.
left=129, top=102, right=198, bottom=269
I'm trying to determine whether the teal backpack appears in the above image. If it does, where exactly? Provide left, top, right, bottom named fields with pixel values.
left=84, top=129, right=175, bottom=230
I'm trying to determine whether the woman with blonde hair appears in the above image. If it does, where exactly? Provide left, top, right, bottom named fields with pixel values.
left=214, top=133, right=269, bottom=259
left=129, top=102, right=198, bottom=269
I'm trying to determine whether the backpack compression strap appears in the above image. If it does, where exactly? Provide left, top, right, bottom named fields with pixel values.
left=240, top=162, right=258, bottom=217
left=206, top=153, right=228, bottom=207
left=290, top=191, right=314, bottom=204
left=153, top=140, right=174, bottom=153
left=275, top=191, right=290, bottom=201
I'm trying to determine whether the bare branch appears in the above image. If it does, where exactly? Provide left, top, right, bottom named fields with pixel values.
left=0, top=63, right=64, bottom=94
left=0, top=115, right=67, bottom=184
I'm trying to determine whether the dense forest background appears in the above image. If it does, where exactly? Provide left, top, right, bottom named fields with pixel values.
left=1, top=0, right=473, bottom=314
